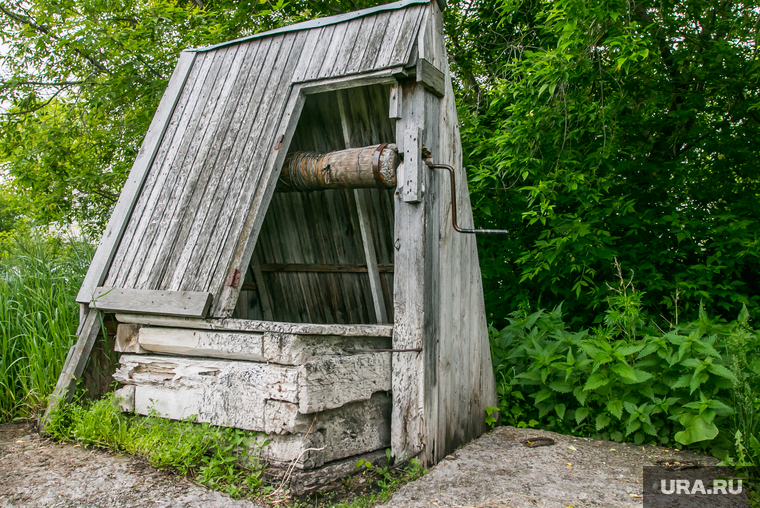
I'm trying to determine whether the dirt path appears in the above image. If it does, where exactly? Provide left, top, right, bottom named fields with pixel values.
left=1, top=422, right=720, bottom=508
left=384, top=426, right=719, bottom=508
left=0, top=422, right=264, bottom=508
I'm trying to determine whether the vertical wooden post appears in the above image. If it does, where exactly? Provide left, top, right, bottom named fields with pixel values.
left=391, top=81, right=430, bottom=461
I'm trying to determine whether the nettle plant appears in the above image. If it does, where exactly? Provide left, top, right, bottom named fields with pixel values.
left=489, top=275, right=757, bottom=452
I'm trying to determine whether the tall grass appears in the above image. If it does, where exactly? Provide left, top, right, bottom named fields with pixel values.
left=0, top=232, right=93, bottom=421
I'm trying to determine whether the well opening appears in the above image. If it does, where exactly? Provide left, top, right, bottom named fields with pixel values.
left=233, top=84, right=397, bottom=324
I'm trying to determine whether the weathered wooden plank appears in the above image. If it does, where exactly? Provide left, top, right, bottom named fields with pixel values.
left=316, top=23, right=349, bottom=78
left=209, top=35, right=310, bottom=316
left=297, top=353, right=391, bottom=413
left=391, top=81, right=428, bottom=461
left=195, top=32, right=302, bottom=303
left=161, top=36, right=279, bottom=294
left=137, top=327, right=264, bottom=361
left=373, top=8, right=407, bottom=68
left=416, top=58, right=445, bottom=97
left=42, top=310, right=103, bottom=428
left=355, top=189, right=389, bottom=323
left=121, top=49, right=228, bottom=290
left=250, top=393, right=391, bottom=470
left=389, top=5, right=426, bottom=67
left=303, top=24, right=336, bottom=81
left=135, top=326, right=390, bottom=365
left=389, top=84, right=402, bottom=119
left=136, top=44, right=243, bottom=290
left=251, top=251, right=274, bottom=321
left=287, top=449, right=389, bottom=495
left=329, top=18, right=364, bottom=77
left=356, top=11, right=392, bottom=73
left=295, top=66, right=402, bottom=91
left=115, top=313, right=394, bottom=337
left=291, top=27, right=323, bottom=82
left=114, top=352, right=390, bottom=422
left=105, top=53, right=207, bottom=289
left=90, top=287, right=212, bottom=318
left=77, top=51, right=197, bottom=303
left=150, top=41, right=261, bottom=291
left=341, top=15, right=377, bottom=76
left=402, top=126, right=423, bottom=203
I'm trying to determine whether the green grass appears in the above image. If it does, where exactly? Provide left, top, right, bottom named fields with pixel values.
left=0, top=231, right=93, bottom=421
left=46, top=395, right=426, bottom=505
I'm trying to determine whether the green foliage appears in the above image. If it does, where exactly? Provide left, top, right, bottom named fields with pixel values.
left=46, top=394, right=271, bottom=498
left=0, top=231, right=93, bottom=421
left=448, top=0, right=760, bottom=328
left=489, top=282, right=760, bottom=452
left=0, top=0, right=390, bottom=234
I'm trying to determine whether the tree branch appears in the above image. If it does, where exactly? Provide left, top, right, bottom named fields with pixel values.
left=0, top=4, right=109, bottom=74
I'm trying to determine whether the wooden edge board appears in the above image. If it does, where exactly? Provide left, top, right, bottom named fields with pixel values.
left=295, top=67, right=404, bottom=93
left=192, top=0, right=433, bottom=53
left=416, top=58, right=445, bottom=97
left=90, top=287, right=212, bottom=318
left=114, top=313, right=394, bottom=337
left=76, top=51, right=197, bottom=304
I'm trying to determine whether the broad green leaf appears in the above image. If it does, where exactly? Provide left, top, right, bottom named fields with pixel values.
left=607, top=400, right=624, bottom=419
left=554, top=403, right=566, bottom=421
left=610, top=363, right=638, bottom=382
left=575, top=407, right=590, bottom=424
left=596, top=413, right=611, bottom=431
left=675, top=414, right=719, bottom=445
left=583, top=372, right=609, bottom=391
left=534, top=389, right=552, bottom=404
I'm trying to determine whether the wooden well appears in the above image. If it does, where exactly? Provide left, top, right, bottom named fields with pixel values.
left=48, top=0, right=497, bottom=493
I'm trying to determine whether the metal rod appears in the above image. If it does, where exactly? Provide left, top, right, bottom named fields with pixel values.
left=344, top=348, right=422, bottom=353
left=426, top=162, right=509, bottom=235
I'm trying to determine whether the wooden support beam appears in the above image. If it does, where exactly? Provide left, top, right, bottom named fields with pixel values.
left=391, top=80, right=429, bottom=461
left=336, top=89, right=390, bottom=324
left=89, top=287, right=213, bottom=318
left=132, top=326, right=390, bottom=364
left=416, top=58, right=445, bottom=97
left=251, top=252, right=274, bottom=321
left=114, top=352, right=391, bottom=422
left=41, top=309, right=103, bottom=428
left=354, top=189, right=389, bottom=323
left=258, top=263, right=394, bottom=273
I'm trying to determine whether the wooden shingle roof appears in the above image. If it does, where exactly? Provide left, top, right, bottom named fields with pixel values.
left=77, top=0, right=436, bottom=317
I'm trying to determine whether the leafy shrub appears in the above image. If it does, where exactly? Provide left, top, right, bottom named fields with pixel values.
left=489, top=280, right=760, bottom=454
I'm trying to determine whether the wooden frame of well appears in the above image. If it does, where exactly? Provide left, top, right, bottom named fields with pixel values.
left=46, top=0, right=497, bottom=493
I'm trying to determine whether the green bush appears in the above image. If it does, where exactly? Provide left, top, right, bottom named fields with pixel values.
left=0, top=231, right=93, bottom=420
left=489, top=274, right=760, bottom=455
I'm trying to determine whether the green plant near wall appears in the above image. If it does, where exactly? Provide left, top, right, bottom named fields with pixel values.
left=0, top=232, right=93, bottom=421
left=46, top=394, right=271, bottom=499
left=489, top=275, right=760, bottom=454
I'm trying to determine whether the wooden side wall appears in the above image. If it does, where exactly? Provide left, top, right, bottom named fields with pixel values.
left=235, top=87, right=396, bottom=324
left=391, top=1, right=498, bottom=465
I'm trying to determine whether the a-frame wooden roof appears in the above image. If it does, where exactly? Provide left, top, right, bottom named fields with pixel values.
left=77, top=0, right=436, bottom=317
